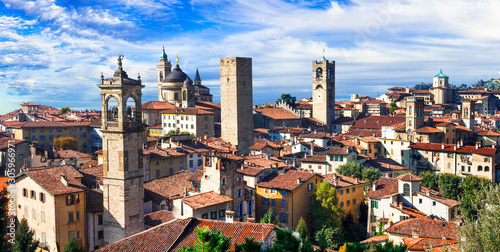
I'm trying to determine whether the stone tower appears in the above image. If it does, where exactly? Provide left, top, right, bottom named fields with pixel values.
left=98, top=56, right=144, bottom=245
left=461, top=99, right=475, bottom=131
left=312, top=58, right=335, bottom=131
left=432, top=69, right=449, bottom=87
left=157, top=47, right=172, bottom=100
left=220, top=57, right=254, bottom=155
left=406, top=97, right=425, bottom=135
left=194, top=68, right=201, bottom=86
left=181, top=77, right=195, bottom=108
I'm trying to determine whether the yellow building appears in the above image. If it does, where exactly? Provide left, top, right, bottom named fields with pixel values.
left=323, top=173, right=366, bottom=222
left=13, top=166, right=87, bottom=251
left=256, top=170, right=323, bottom=230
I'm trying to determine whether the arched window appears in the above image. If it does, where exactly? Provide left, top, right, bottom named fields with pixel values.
left=125, top=96, right=137, bottom=122
left=183, top=90, right=186, bottom=100
left=485, top=166, right=490, bottom=172
left=106, top=96, right=118, bottom=122
left=478, top=166, right=483, bottom=171
left=327, top=68, right=332, bottom=80
left=316, top=68, right=323, bottom=80
left=403, top=184, right=410, bottom=196
left=408, top=105, right=413, bottom=115
left=464, top=108, right=469, bottom=117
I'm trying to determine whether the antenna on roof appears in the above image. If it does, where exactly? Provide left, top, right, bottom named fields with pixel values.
left=322, top=49, right=325, bottom=59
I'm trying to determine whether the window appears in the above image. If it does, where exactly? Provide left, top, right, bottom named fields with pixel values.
left=308, top=183, right=313, bottom=191
left=210, top=211, right=217, bottom=219
left=42, top=232, right=46, bottom=246
left=68, top=212, right=75, bottom=223
left=236, top=189, right=242, bottom=198
left=340, top=189, right=343, bottom=195
left=346, top=188, right=350, bottom=194
left=32, top=129, right=35, bottom=133
left=66, top=195, right=75, bottom=205
left=39, top=193, right=45, bottom=203
left=280, top=213, right=288, bottom=223
left=32, top=209, right=36, bottom=219
left=169, top=168, right=173, bottom=175
left=347, top=200, right=350, bottom=206
left=281, top=199, right=288, bottom=208
left=403, top=184, right=410, bottom=196
left=220, top=178, right=226, bottom=185
left=98, top=215, right=103, bottom=225
left=23, top=188, right=27, bottom=197
left=419, top=199, right=422, bottom=204
left=281, top=190, right=287, bottom=196
left=202, top=213, right=208, bottom=219
left=39, top=135, right=45, bottom=140
left=461, top=165, right=465, bottom=172
left=353, top=199, right=356, bottom=205
left=98, top=231, right=104, bottom=240
left=180, top=157, right=183, bottom=163
left=169, top=158, right=173, bottom=164
left=41, top=211, right=45, bottom=222
left=156, top=170, right=160, bottom=177
left=484, top=157, right=489, bottom=162
left=371, top=200, right=378, bottom=209
left=309, top=197, right=312, bottom=205
left=219, top=209, right=226, bottom=218
left=262, top=197, right=269, bottom=205
left=352, top=187, right=355, bottom=193
left=24, top=206, right=28, bottom=216
left=468, top=166, right=471, bottom=173
left=271, top=198, right=276, bottom=206
left=271, top=189, right=276, bottom=194
left=76, top=211, right=80, bottom=221
left=49, top=135, right=53, bottom=140
left=238, top=203, right=244, bottom=216
left=340, top=202, right=344, bottom=207
left=478, top=166, right=483, bottom=171
left=485, top=166, right=490, bottom=172
left=433, top=201, right=436, bottom=206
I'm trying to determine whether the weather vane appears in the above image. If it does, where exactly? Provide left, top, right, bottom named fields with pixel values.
left=176, top=55, right=179, bottom=65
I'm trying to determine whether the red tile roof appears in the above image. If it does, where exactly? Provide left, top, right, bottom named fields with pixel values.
left=385, top=218, right=458, bottom=240
left=300, top=155, right=327, bottom=163
left=397, top=173, right=423, bottom=182
left=144, top=210, right=176, bottom=227
left=360, top=234, right=388, bottom=244
left=182, top=191, right=232, bottom=210
left=161, top=107, right=214, bottom=115
left=23, top=166, right=86, bottom=196
left=415, top=126, right=443, bottom=134
left=236, top=165, right=267, bottom=176
left=144, top=170, right=193, bottom=201
left=325, top=147, right=355, bottom=156
left=417, top=187, right=460, bottom=207
left=324, top=173, right=365, bottom=188
left=142, top=101, right=177, bottom=110
left=409, top=142, right=496, bottom=156
left=476, top=130, right=500, bottom=136
left=404, top=237, right=459, bottom=251
left=0, top=137, right=25, bottom=150
left=86, top=189, right=103, bottom=213
left=55, top=150, right=92, bottom=159
left=366, top=177, right=399, bottom=199
left=257, top=170, right=318, bottom=191
left=79, top=165, right=103, bottom=188
left=365, top=158, right=407, bottom=172
left=254, top=107, right=300, bottom=119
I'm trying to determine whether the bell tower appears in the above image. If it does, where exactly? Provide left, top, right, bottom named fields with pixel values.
left=181, top=77, right=195, bottom=108
left=98, top=56, right=145, bottom=245
left=461, top=99, right=475, bottom=131
left=405, top=97, right=424, bottom=140
left=312, top=58, right=335, bottom=131
left=157, top=47, right=172, bottom=101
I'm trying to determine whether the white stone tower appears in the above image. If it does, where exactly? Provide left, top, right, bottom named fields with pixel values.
left=181, top=77, right=195, bottom=108
left=461, top=99, right=475, bottom=131
left=406, top=97, right=425, bottom=139
left=157, top=47, right=172, bottom=101
left=98, top=56, right=144, bottom=245
left=312, top=58, right=335, bottom=131
left=220, top=57, right=254, bottom=155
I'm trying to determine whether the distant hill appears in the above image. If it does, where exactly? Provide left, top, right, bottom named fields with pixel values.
left=472, top=78, right=500, bottom=90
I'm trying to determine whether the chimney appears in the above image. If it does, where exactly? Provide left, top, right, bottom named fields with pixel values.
left=399, top=202, right=403, bottom=209
left=310, top=140, right=314, bottom=155
left=427, top=139, right=430, bottom=144
left=476, top=142, right=479, bottom=149
left=61, top=175, right=68, bottom=187
left=225, top=210, right=235, bottom=223
left=297, top=178, right=301, bottom=184
left=355, top=177, right=359, bottom=183
left=493, top=143, right=495, bottom=149
left=426, top=190, right=431, bottom=197
left=412, top=228, right=419, bottom=238
left=460, top=139, right=463, bottom=146
left=372, top=180, right=378, bottom=191
left=441, top=143, right=444, bottom=149
left=479, top=141, right=482, bottom=148
left=184, top=187, right=188, bottom=196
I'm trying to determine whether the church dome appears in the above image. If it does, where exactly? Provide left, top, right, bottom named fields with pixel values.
left=164, top=64, right=188, bottom=82
left=183, top=77, right=193, bottom=87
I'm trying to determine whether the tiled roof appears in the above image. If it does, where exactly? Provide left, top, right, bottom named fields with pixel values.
left=182, top=191, right=232, bottom=210
left=254, top=107, right=300, bottom=119
left=79, top=165, right=103, bottom=188
left=254, top=128, right=270, bottom=135
left=476, top=130, right=500, bottom=136
left=417, top=187, right=460, bottom=207
left=300, top=155, right=327, bottom=163
left=244, top=155, right=286, bottom=169
left=360, top=234, right=388, bottom=244
left=144, top=170, right=193, bottom=200
left=324, top=173, right=365, bottom=188
left=55, top=150, right=92, bottom=159
left=20, top=121, right=92, bottom=128
left=144, top=210, right=176, bottom=227
left=188, top=168, right=203, bottom=183
left=415, top=126, right=443, bottom=134
left=236, top=165, right=267, bottom=176
left=257, top=170, right=317, bottom=191
left=366, top=177, right=399, bottom=199
left=397, top=173, right=423, bottom=182
left=275, top=127, right=308, bottom=134
left=77, top=160, right=98, bottom=170
left=0, top=137, right=25, bottom=150
left=404, top=237, right=459, bottom=251
left=390, top=201, right=428, bottom=219
left=142, top=101, right=176, bottom=110
left=385, top=218, right=458, bottom=240
left=195, top=101, right=221, bottom=109
left=350, top=115, right=406, bottom=130
left=325, top=147, right=355, bottom=156
left=365, top=158, right=407, bottom=172
left=86, top=189, right=103, bottom=213
left=409, top=142, right=496, bottom=156
left=455, top=125, right=472, bottom=132
left=357, top=136, right=380, bottom=143
left=299, top=141, right=327, bottom=152
left=23, top=166, right=86, bottom=196
left=161, top=107, right=214, bottom=115
left=302, top=132, right=331, bottom=139
left=249, top=143, right=268, bottom=150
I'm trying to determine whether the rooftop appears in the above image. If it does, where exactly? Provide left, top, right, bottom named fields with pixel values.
left=182, top=191, right=232, bottom=210
left=385, top=218, right=458, bottom=240
left=257, top=170, right=318, bottom=191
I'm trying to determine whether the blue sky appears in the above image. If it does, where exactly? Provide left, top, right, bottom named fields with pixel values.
left=1, top=0, right=500, bottom=114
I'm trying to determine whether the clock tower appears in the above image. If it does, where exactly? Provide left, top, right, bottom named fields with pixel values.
left=312, top=58, right=335, bottom=131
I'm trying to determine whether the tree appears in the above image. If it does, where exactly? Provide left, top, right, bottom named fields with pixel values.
left=337, top=162, right=364, bottom=179
left=388, top=99, right=398, bottom=113
left=458, top=184, right=500, bottom=252
left=368, top=241, right=406, bottom=252
left=338, top=242, right=366, bottom=252
left=420, top=171, right=439, bottom=191
left=316, top=232, right=328, bottom=252
left=309, top=181, right=344, bottom=230
left=264, top=229, right=301, bottom=252
left=295, top=217, right=309, bottom=242
left=178, top=227, right=231, bottom=252
left=276, top=94, right=296, bottom=107
left=59, top=106, right=71, bottom=115
left=438, top=173, right=461, bottom=200
left=314, top=226, right=344, bottom=250
left=52, top=137, right=78, bottom=151
left=341, top=213, right=366, bottom=243
left=392, top=170, right=415, bottom=178
left=0, top=188, right=9, bottom=251
left=260, top=208, right=280, bottom=226
left=374, top=221, right=384, bottom=236
left=235, top=237, right=262, bottom=252
left=64, top=236, right=84, bottom=252
left=12, top=218, right=39, bottom=252
left=361, top=167, right=380, bottom=191
left=459, top=175, right=491, bottom=220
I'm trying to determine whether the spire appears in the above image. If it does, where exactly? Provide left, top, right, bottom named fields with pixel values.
left=440, top=68, right=443, bottom=74
left=194, top=68, right=201, bottom=81
left=161, top=46, right=168, bottom=61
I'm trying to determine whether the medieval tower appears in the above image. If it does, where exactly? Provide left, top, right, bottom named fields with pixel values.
left=220, top=57, right=254, bottom=155
left=406, top=97, right=425, bottom=140
left=98, top=56, right=144, bottom=245
left=157, top=47, right=172, bottom=101
left=312, top=58, right=335, bottom=131
left=461, top=99, right=475, bottom=131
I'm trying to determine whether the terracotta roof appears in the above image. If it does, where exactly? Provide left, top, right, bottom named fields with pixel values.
left=385, top=218, right=458, bottom=240
left=417, top=188, right=460, bottom=207
left=390, top=201, right=428, bottom=219
left=397, top=173, right=423, bottom=182
left=254, top=107, right=300, bottom=119
left=249, top=143, right=268, bottom=150
left=409, top=142, right=496, bottom=156
left=360, top=234, right=388, bottom=244
left=302, top=132, right=331, bottom=139
left=236, top=165, right=267, bottom=176
left=365, top=158, right=407, bottom=172
left=188, top=168, right=203, bottom=183
left=86, top=189, right=103, bottom=213
left=415, top=126, right=443, bottom=134
left=349, top=115, right=406, bottom=130
left=357, top=136, right=380, bottom=143
left=325, top=147, right=355, bottom=156
left=257, top=170, right=317, bottom=191
left=274, top=127, right=308, bottom=134
left=366, top=177, right=399, bottom=199
left=144, top=210, right=176, bottom=227
left=79, top=165, right=103, bottom=188
left=243, top=155, right=286, bottom=169
left=161, top=107, right=214, bottom=115
left=324, top=173, right=365, bottom=188
left=182, top=191, right=232, bottom=210
left=476, top=130, right=500, bottom=136
left=21, top=102, right=40, bottom=106
left=195, top=101, right=221, bottom=109
left=55, top=150, right=92, bottom=159
left=300, top=155, right=327, bottom=163
left=142, top=101, right=177, bottom=110
left=144, top=170, right=193, bottom=201
left=454, top=125, right=472, bottom=132
left=254, top=128, right=270, bottom=135
left=22, top=166, right=86, bottom=196
left=299, top=141, right=327, bottom=152
left=404, top=237, right=459, bottom=251
left=20, top=121, right=92, bottom=128
left=0, top=137, right=25, bottom=150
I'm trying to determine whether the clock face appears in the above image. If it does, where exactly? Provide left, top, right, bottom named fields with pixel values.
left=316, top=92, right=323, bottom=101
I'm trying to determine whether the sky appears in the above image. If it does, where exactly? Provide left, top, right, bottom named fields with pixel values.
left=1, top=0, right=500, bottom=114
